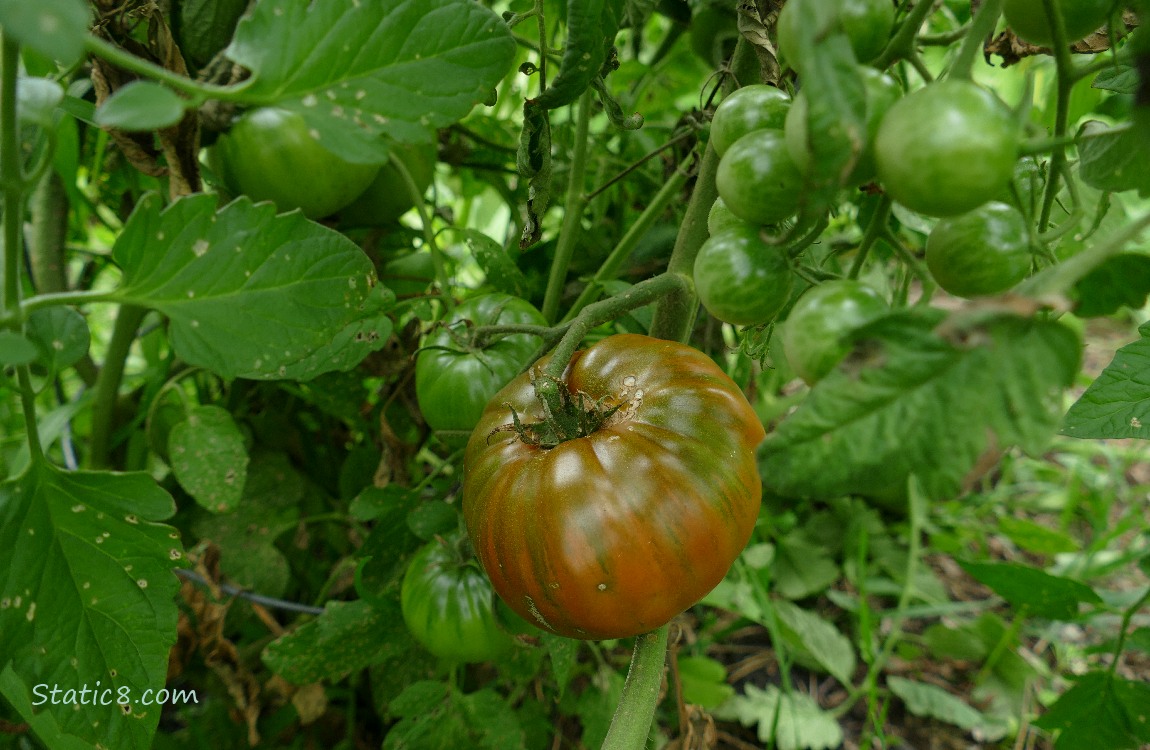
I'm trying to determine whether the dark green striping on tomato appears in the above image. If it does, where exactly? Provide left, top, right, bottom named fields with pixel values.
left=694, top=226, right=794, bottom=327
left=716, top=129, right=805, bottom=226
left=1003, top=0, right=1113, bottom=47
left=210, top=107, right=380, bottom=219
left=711, top=85, right=791, bottom=157
left=781, top=279, right=887, bottom=384
left=400, top=539, right=516, bottom=664
left=925, top=201, right=1031, bottom=298
left=874, top=80, right=1020, bottom=218
left=463, top=334, right=765, bottom=640
left=416, top=294, right=547, bottom=435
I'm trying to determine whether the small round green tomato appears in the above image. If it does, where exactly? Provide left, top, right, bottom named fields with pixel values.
left=711, top=85, right=791, bottom=157
left=784, top=66, right=901, bottom=185
left=1003, top=0, right=1112, bottom=46
left=716, top=129, right=805, bottom=226
left=781, top=280, right=887, bottom=384
left=694, top=226, right=794, bottom=326
left=925, top=202, right=1031, bottom=298
left=401, top=539, right=516, bottom=664
left=777, top=0, right=895, bottom=71
left=339, top=141, right=437, bottom=228
left=707, top=196, right=753, bottom=236
left=415, top=294, right=547, bottom=436
left=210, top=107, right=379, bottom=219
left=874, top=80, right=1020, bottom=217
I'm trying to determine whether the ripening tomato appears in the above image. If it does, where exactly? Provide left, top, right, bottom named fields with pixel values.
left=716, top=129, right=805, bottom=226
left=463, top=334, right=765, bottom=640
left=711, top=85, right=791, bottom=157
left=781, top=280, right=888, bottom=384
left=401, top=538, right=516, bottom=663
left=1003, top=0, right=1112, bottom=46
left=925, top=202, right=1032, bottom=297
left=694, top=226, right=794, bottom=326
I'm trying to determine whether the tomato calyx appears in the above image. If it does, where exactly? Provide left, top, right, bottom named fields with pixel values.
left=491, top=373, right=627, bottom=448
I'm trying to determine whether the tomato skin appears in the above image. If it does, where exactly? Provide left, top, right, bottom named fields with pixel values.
left=781, top=280, right=887, bottom=384
left=463, top=334, right=765, bottom=640
left=210, top=107, right=379, bottom=219
left=925, top=201, right=1031, bottom=297
left=694, top=226, right=794, bottom=326
left=874, top=81, right=1020, bottom=217
left=1003, top=0, right=1112, bottom=46
left=401, top=540, right=516, bottom=664
left=777, top=0, right=895, bottom=70
left=711, top=85, right=791, bottom=157
left=716, top=129, right=805, bottom=226
left=416, top=294, right=547, bottom=434
left=707, top=196, right=752, bottom=236
left=339, top=141, right=437, bottom=228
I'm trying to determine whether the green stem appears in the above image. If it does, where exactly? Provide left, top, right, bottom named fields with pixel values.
left=541, top=90, right=594, bottom=323
left=21, top=289, right=118, bottom=315
left=600, top=627, right=669, bottom=750
left=389, top=153, right=453, bottom=318
left=470, top=323, right=555, bottom=348
left=873, top=0, right=940, bottom=69
left=1, top=32, right=21, bottom=326
left=1108, top=586, right=1150, bottom=677
left=945, top=0, right=1003, bottom=81
left=1036, top=0, right=1076, bottom=232
left=88, top=305, right=148, bottom=469
left=84, top=36, right=251, bottom=105
left=848, top=197, right=892, bottom=279
left=1018, top=210, right=1150, bottom=297
left=16, top=366, right=44, bottom=464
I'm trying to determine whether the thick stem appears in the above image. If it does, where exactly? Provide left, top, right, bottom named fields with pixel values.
left=1036, top=0, right=1075, bottom=232
left=873, top=0, right=939, bottom=69
left=541, top=90, right=594, bottom=323
left=600, top=627, right=669, bottom=750
left=945, top=0, right=1003, bottom=82
left=88, top=304, right=148, bottom=469
left=0, top=32, right=21, bottom=325
left=84, top=36, right=249, bottom=105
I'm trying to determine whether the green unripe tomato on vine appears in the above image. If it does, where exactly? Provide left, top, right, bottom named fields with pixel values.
left=339, top=141, right=437, bottom=228
left=925, top=201, right=1032, bottom=298
left=707, top=197, right=753, bottom=236
left=1003, top=0, right=1113, bottom=47
left=711, top=85, right=791, bottom=157
left=716, top=129, right=805, bottom=226
left=210, top=107, right=380, bottom=219
left=694, top=226, right=794, bottom=326
left=777, top=0, right=895, bottom=70
left=874, top=80, right=1020, bottom=217
left=781, top=280, right=887, bottom=384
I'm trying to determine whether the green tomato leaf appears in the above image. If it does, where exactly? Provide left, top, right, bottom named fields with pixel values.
left=772, top=600, right=856, bottom=687
left=0, top=0, right=91, bottom=66
left=176, top=0, right=249, bottom=69
left=262, top=600, right=395, bottom=684
left=773, top=534, right=840, bottom=599
left=1072, top=253, right=1150, bottom=317
left=455, top=229, right=531, bottom=298
left=0, top=332, right=40, bottom=366
left=1077, top=119, right=1150, bottom=197
left=1091, top=65, right=1139, bottom=95
left=715, top=684, right=843, bottom=750
left=25, top=306, right=90, bottom=371
left=17, top=77, right=64, bottom=127
left=1063, top=322, right=1150, bottom=439
left=110, top=193, right=381, bottom=381
left=534, top=0, right=624, bottom=110
left=997, top=517, right=1079, bottom=555
left=95, top=81, right=187, bottom=131
left=677, top=656, right=735, bottom=709
left=405, top=500, right=459, bottom=541
left=1034, top=671, right=1150, bottom=749
left=887, top=676, right=985, bottom=731
left=759, top=310, right=1081, bottom=500
left=225, top=0, right=516, bottom=162
left=168, top=405, right=249, bottom=513
left=0, top=465, right=182, bottom=750
left=354, top=488, right=423, bottom=608
left=959, top=561, right=1103, bottom=620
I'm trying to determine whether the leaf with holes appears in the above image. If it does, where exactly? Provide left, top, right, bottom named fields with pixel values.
left=25, top=307, right=90, bottom=373
left=110, top=193, right=386, bottom=381
left=224, top=0, right=516, bottom=162
left=262, top=600, right=396, bottom=684
left=1063, top=321, right=1150, bottom=439
left=0, top=464, right=183, bottom=750
left=168, top=406, right=249, bottom=513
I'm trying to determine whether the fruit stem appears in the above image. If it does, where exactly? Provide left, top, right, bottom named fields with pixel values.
left=849, top=196, right=892, bottom=279
left=873, top=0, right=941, bottom=69
left=600, top=626, right=670, bottom=750
left=945, top=0, right=1004, bottom=82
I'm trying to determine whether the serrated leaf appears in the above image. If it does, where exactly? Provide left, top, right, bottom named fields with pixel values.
left=544, top=634, right=580, bottom=699
left=773, top=600, right=856, bottom=686
left=1073, top=254, right=1150, bottom=316
left=1077, top=120, right=1150, bottom=197
left=0, top=464, right=183, bottom=750
left=1063, top=322, right=1150, bottom=439
left=677, top=655, right=735, bottom=709
left=17, top=77, right=64, bottom=126
left=168, top=405, right=249, bottom=513
left=459, top=688, right=527, bottom=749
left=0, top=332, right=39, bottom=366
left=95, top=81, right=187, bottom=131
left=25, top=307, right=90, bottom=371
left=225, top=0, right=516, bottom=162
left=262, top=599, right=394, bottom=683
left=888, top=676, right=984, bottom=731
left=0, top=0, right=91, bottom=66
left=1034, top=671, right=1150, bottom=750
left=715, top=684, right=843, bottom=750
left=959, top=561, right=1102, bottom=620
left=760, top=310, right=1081, bottom=500
left=383, top=681, right=471, bottom=750
left=111, top=193, right=381, bottom=381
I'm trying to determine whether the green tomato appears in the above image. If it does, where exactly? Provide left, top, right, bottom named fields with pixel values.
left=711, top=85, right=791, bottom=157
left=339, top=141, right=438, bottom=228
left=874, top=80, right=1020, bottom=217
left=785, top=66, right=901, bottom=186
left=1003, top=0, right=1112, bottom=46
left=925, top=202, right=1031, bottom=298
left=707, top=196, right=754, bottom=236
left=777, top=0, right=895, bottom=71
left=415, top=294, right=547, bottom=435
left=716, top=129, right=805, bottom=226
left=381, top=252, right=435, bottom=299
left=210, top=107, right=379, bottom=219
left=781, top=280, right=887, bottom=384
left=401, top=538, right=516, bottom=664
left=694, top=226, right=794, bottom=326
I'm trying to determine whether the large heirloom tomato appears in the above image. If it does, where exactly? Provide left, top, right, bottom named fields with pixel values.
left=463, top=334, right=765, bottom=640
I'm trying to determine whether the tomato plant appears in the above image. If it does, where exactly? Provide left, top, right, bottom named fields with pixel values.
left=716, top=129, right=804, bottom=226
left=874, top=80, right=1020, bottom=217
left=781, top=280, right=888, bottom=384
left=1002, top=0, right=1114, bottom=46
left=710, top=84, right=791, bottom=157
left=401, top=537, right=516, bottom=664
left=777, top=0, right=896, bottom=70
left=416, top=294, right=547, bottom=435
left=209, top=107, right=380, bottom=219
left=463, top=334, right=765, bottom=640
left=925, top=202, right=1032, bottom=298
left=339, top=141, right=438, bottom=228
left=694, top=225, right=794, bottom=326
